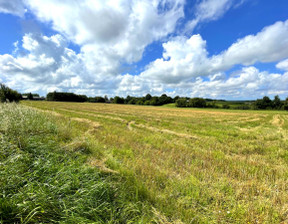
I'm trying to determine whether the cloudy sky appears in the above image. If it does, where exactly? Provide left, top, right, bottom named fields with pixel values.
left=0, top=0, right=288, bottom=99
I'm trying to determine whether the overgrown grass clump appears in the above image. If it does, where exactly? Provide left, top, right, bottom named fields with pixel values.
left=0, top=103, right=155, bottom=223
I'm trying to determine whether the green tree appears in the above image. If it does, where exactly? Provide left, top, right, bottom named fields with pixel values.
left=125, top=95, right=132, bottom=104
left=27, top=92, right=34, bottom=100
left=173, top=96, right=180, bottom=103
left=136, top=99, right=144, bottom=105
left=88, top=96, right=105, bottom=103
left=206, top=101, right=218, bottom=108
left=104, top=95, right=109, bottom=102
left=222, top=104, right=230, bottom=109
left=273, top=95, right=283, bottom=109
left=254, top=96, right=273, bottom=109
left=149, top=98, right=158, bottom=106
left=144, top=100, right=150, bottom=105
left=262, top=96, right=272, bottom=109
left=145, top=94, right=152, bottom=101
left=46, top=91, right=87, bottom=102
left=175, top=98, right=187, bottom=107
left=128, top=98, right=137, bottom=104
left=188, top=98, right=206, bottom=108
left=113, top=96, right=124, bottom=104
left=284, top=97, right=288, bottom=110
left=0, top=83, right=22, bottom=103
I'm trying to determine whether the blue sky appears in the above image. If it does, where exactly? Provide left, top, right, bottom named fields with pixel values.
left=0, top=0, right=288, bottom=100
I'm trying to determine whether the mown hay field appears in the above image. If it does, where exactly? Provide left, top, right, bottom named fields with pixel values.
left=22, top=101, right=288, bottom=223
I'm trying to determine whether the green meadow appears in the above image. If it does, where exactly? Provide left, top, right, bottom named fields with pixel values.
left=1, top=101, right=288, bottom=223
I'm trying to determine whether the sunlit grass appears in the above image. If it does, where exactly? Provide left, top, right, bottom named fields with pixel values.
left=0, top=103, right=158, bottom=223
left=21, top=101, right=288, bottom=223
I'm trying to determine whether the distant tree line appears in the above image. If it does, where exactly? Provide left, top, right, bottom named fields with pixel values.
left=176, top=98, right=206, bottom=108
left=110, top=94, right=175, bottom=106
left=45, top=92, right=176, bottom=106
left=253, top=95, right=287, bottom=110
left=175, top=95, right=288, bottom=110
left=175, top=97, right=229, bottom=108
left=0, top=83, right=22, bottom=103
left=1, top=84, right=288, bottom=111
left=88, top=96, right=107, bottom=103
left=43, top=91, right=288, bottom=111
left=46, top=91, right=88, bottom=102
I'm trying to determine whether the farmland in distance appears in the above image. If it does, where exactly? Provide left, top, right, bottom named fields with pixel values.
left=22, top=101, right=288, bottom=223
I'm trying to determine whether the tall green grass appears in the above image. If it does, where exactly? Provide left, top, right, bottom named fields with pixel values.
left=0, top=103, right=157, bottom=223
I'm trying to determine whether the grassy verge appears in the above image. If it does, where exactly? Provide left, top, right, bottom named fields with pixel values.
left=0, top=103, right=159, bottom=223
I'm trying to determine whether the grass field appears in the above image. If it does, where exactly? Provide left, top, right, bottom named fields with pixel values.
left=3, top=101, right=288, bottom=223
left=0, top=103, right=158, bottom=223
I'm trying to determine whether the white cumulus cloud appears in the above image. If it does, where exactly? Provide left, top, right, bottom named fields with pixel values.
left=139, top=20, right=288, bottom=85
left=119, top=66, right=288, bottom=99
left=0, top=33, right=124, bottom=95
left=276, top=59, right=288, bottom=71
left=141, top=34, right=209, bottom=83
left=0, top=33, right=83, bottom=93
left=24, top=0, right=185, bottom=63
left=214, top=20, right=288, bottom=69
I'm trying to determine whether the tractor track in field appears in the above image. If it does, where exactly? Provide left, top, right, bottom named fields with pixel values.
left=271, top=114, right=287, bottom=140
left=127, top=121, right=199, bottom=139
left=56, top=108, right=199, bottom=140
left=271, top=114, right=285, bottom=127
left=34, top=108, right=102, bottom=134
left=59, top=108, right=127, bottom=123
